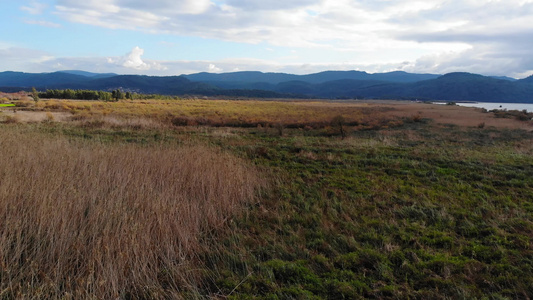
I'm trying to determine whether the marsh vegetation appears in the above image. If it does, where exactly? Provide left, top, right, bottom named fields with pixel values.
left=0, top=98, right=532, bottom=298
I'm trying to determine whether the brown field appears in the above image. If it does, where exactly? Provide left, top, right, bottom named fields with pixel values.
left=1, top=99, right=531, bottom=130
left=294, top=100, right=533, bottom=130
left=0, top=127, right=265, bottom=298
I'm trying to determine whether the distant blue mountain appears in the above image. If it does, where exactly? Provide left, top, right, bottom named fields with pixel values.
left=0, top=71, right=90, bottom=87
left=490, top=76, right=517, bottom=82
left=1, top=70, right=532, bottom=102
left=183, top=70, right=440, bottom=85
left=59, top=70, right=117, bottom=79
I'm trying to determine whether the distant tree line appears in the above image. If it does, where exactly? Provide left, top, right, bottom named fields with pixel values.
left=39, top=89, right=116, bottom=101
left=38, top=89, right=181, bottom=101
left=36, top=88, right=300, bottom=101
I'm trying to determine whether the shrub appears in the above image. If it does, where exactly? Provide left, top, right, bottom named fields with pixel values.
left=14, top=98, right=35, bottom=107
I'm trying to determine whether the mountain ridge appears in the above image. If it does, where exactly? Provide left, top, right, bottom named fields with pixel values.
left=1, top=70, right=532, bottom=102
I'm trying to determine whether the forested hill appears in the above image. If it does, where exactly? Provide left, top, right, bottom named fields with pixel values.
left=182, top=70, right=442, bottom=84
left=1, top=70, right=532, bottom=102
left=0, top=72, right=297, bottom=98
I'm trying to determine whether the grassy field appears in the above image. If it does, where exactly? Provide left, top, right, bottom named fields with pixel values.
left=0, top=99, right=532, bottom=298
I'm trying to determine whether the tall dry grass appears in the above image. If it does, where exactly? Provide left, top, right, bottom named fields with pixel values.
left=0, top=127, right=265, bottom=298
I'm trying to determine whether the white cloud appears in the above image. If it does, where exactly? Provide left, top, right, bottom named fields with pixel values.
left=116, top=0, right=212, bottom=14
left=21, top=1, right=48, bottom=15
left=0, top=47, right=55, bottom=71
left=49, top=0, right=533, bottom=54
left=208, top=64, right=222, bottom=72
left=108, top=46, right=166, bottom=71
left=121, top=46, right=149, bottom=70
left=1, top=44, right=531, bottom=79
left=6, top=0, right=533, bottom=77
left=224, top=0, right=318, bottom=11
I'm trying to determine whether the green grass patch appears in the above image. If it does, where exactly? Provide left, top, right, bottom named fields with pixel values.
left=201, top=125, right=533, bottom=299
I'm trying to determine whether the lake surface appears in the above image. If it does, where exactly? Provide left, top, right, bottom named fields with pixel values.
left=455, top=102, right=533, bottom=112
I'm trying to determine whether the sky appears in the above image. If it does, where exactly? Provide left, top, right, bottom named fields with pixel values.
left=1, top=0, right=533, bottom=78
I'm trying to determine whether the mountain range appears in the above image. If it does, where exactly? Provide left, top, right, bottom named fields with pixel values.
left=1, top=70, right=532, bottom=102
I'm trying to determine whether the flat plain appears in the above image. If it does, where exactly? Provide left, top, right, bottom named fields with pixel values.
left=0, top=98, right=532, bottom=299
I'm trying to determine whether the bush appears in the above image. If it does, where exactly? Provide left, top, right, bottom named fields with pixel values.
left=14, top=98, right=35, bottom=107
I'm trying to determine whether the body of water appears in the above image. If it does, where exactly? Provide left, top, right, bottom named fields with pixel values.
left=455, top=102, right=533, bottom=112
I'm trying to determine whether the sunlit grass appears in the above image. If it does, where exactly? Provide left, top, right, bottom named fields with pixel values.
left=35, top=99, right=403, bottom=129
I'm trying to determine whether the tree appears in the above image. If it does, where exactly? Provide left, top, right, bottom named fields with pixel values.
left=112, top=89, right=123, bottom=101
left=63, top=89, right=75, bottom=99
left=31, top=87, right=39, bottom=102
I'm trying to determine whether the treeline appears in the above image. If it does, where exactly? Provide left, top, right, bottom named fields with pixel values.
left=38, top=89, right=181, bottom=101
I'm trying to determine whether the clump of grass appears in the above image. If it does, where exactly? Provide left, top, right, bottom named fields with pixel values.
left=0, top=127, right=265, bottom=298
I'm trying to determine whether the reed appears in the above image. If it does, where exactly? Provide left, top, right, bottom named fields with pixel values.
left=0, top=126, right=265, bottom=298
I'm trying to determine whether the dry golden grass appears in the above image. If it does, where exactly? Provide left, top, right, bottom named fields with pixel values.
left=11, top=98, right=533, bottom=131
left=0, top=126, right=265, bottom=298
left=34, top=99, right=396, bottom=128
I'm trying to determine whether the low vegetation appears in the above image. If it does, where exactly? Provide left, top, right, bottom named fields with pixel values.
left=30, top=98, right=403, bottom=131
left=205, top=125, right=533, bottom=299
left=0, top=98, right=532, bottom=298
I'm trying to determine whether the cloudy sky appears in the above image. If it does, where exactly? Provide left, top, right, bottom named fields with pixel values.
left=1, top=0, right=533, bottom=78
